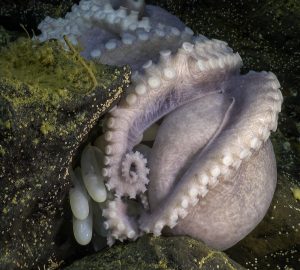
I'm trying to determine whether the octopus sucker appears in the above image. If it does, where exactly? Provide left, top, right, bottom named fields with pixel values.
left=102, top=198, right=139, bottom=244
left=38, top=0, right=282, bottom=250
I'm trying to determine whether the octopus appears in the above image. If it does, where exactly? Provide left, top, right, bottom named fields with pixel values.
left=38, top=0, right=283, bottom=251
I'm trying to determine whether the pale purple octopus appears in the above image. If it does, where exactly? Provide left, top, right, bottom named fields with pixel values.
left=38, top=0, right=282, bottom=250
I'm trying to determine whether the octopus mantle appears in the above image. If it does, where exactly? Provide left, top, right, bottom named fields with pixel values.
left=38, top=0, right=283, bottom=250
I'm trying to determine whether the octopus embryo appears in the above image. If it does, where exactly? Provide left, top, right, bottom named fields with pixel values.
left=38, top=0, right=283, bottom=250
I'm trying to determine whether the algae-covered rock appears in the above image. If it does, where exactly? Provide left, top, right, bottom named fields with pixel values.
left=64, top=235, right=246, bottom=270
left=0, top=38, right=130, bottom=269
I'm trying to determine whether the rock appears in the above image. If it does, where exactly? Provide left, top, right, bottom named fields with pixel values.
left=64, top=235, right=246, bottom=270
left=149, top=0, right=300, bottom=54
left=0, top=37, right=130, bottom=269
left=0, top=0, right=78, bottom=33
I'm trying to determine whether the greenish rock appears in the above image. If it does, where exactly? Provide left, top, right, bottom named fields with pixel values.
left=64, top=235, right=246, bottom=270
left=0, top=37, right=130, bottom=270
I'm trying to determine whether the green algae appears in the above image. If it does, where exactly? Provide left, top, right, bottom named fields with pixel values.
left=0, top=37, right=114, bottom=108
left=291, top=187, right=300, bottom=200
left=40, top=120, right=55, bottom=135
left=0, top=36, right=126, bottom=151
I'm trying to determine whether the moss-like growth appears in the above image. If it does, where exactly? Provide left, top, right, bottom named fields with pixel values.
left=0, top=37, right=126, bottom=146
left=0, top=37, right=116, bottom=108
left=291, top=187, right=300, bottom=200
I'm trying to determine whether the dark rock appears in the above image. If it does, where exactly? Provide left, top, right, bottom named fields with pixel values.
left=149, top=0, right=300, bottom=54
left=0, top=0, right=78, bottom=33
left=0, top=26, right=19, bottom=47
left=64, top=235, right=246, bottom=270
left=1, top=0, right=300, bottom=56
left=0, top=37, right=130, bottom=269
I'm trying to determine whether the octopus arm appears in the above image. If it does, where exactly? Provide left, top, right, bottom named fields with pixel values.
left=138, top=71, right=282, bottom=236
left=37, top=0, right=192, bottom=71
left=103, top=38, right=244, bottom=198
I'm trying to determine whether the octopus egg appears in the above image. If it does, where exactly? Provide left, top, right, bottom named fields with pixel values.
left=69, top=188, right=89, bottom=220
left=73, top=213, right=93, bottom=245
